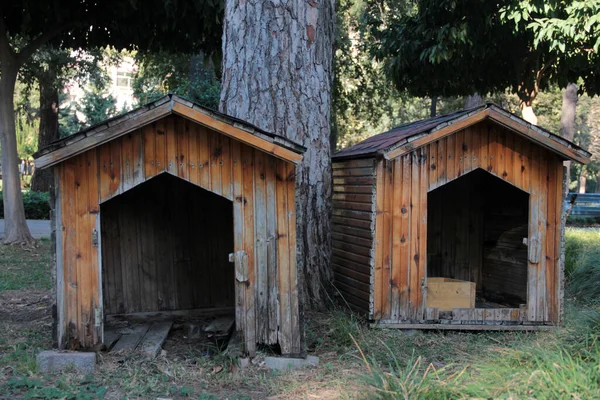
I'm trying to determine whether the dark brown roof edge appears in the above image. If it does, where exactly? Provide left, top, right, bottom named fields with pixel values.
left=333, top=103, right=591, bottom=162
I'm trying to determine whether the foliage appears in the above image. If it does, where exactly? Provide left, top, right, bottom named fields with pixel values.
left=501, top=0, right=600, bottom=95
left=565, top=228, right=600, bottom=300
left=0, top=191, right=50, bottom=220
left=365, top=0, right=600, bottom=110
left=132, top=51, right=221, bottom=109
left=1, top=1, right=224, bottom=56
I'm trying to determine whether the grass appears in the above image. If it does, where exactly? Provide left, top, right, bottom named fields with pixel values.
left=1, top=231, right=600, bottom=398
left=353, top=228, right=600, bottom=399
left=0, top=238, right=52, bottom=291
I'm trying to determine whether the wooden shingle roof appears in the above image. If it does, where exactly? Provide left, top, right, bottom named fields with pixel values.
left=333, top=104, right=591, bottom=164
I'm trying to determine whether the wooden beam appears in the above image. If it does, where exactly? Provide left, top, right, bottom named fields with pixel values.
left=35, top=103, right=172, bottom=169
left=487, top=110, right=590, bottom=165
left=172, top=102, right=303, bottom=165
left=372, top=323, right=556, bottom=331
left=384, top=111, right=490, bottom=160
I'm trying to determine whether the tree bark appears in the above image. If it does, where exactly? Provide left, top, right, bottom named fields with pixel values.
left=0, top=58, right=34, bottom=244
left=220, top=0, right=335, bottom=309
left=430, top=96, right=437, bottom=117
left=464, top=93, right=483, bottom=109
left=560, top=83, right=578, bottom=194
left=578, top=172, right=587, bottom=194
left=31, top=73, right=59, bottom=193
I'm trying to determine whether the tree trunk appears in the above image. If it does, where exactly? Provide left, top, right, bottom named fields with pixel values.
left=578, top=172, right=587, bottom=194
left=0, top=61, right=34, bottom=244
left=465, top=93, right=483, bottom=109
left=596, top=170, right=600, bottom=193
left=520, top=102, right=538, bottom=125
left=561, top=83, right=578, bottom=194
left=430, top=96, right=437, bottom=117
left=220, top=0, right=335, bottom=309
left=31, top=74, right=59, bottom=193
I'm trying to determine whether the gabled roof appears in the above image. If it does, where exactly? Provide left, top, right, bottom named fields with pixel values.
left=34, top=94, right=306, bottom=169
left=333, top=104, right=591, bottom=164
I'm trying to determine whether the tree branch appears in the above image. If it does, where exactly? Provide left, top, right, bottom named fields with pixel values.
left=0, top=11, right=15, bottom=62
left=15, top=22, right=72, bottom=66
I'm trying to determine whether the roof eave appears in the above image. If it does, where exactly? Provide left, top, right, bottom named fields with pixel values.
left=34, top=95, right=305, bottom=170
left=382, top=107, right=591, bottom=164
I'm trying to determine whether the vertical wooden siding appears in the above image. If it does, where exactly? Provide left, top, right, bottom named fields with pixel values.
left=331, top=158, right=377, bottom=314
left=56, top=115, right=300, bottom=355
left=373, top=121, right=564, bottom=323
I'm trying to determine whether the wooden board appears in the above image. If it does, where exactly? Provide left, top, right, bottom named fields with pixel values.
left=111, top=323, right=151, bottom=352
left=139, top=321, right=173, bottom=358
left=426, top=278, right=476, bottom=311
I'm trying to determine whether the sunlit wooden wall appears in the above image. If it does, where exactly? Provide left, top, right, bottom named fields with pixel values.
left=54, top=115, right=300, bottom=356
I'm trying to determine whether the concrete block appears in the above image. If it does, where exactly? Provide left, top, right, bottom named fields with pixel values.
left=239, top=357, right=250, bottom=369
left=37, top=350, right=96, bottom=374
left=264, top=355, right=319, bottom=370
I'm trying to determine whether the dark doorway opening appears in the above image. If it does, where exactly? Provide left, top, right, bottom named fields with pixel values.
left=100, top=173, right=235, bottom=316
left=427, top=168, right=529, bottom=308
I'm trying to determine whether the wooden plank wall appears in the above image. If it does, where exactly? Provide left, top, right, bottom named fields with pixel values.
left=101, top=173, right=235, bottom=315
left=331, top=158, right=377, bottom=314
left=56, top=115, right=300, bottom=355
left=373, top=121, right=564, bottom=323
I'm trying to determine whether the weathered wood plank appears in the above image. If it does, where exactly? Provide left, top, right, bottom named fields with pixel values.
left=139, top=321, right=173, bottom=358
left=111, top=323, right=151, bottom=352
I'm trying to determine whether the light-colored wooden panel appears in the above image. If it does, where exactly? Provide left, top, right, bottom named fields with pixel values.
left=391, top=159, right=402, bottom=320
left=276, top=158, right=291, bottom=354
left=253, top=151, right=268, bottom=343
left=381, top=160, right=393, bottom=319
left=166, top=116, right=177, bottom=174
left=143, top=125, right=156, bottom=179
left=373, top=159, right=385, bottom=319
left=176, top=117, right=189, bottom=180
left=154, top=119, right=167, bottom=173
left=188, top=121, right=199, bottom=186
left=198, top=126, right=210, bottom=188
left=409, top=151, right=420, bottom=313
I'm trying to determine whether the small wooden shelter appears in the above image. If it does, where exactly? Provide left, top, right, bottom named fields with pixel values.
left=34, top=95, right=305, bottom=356
left=332, top=104, right=591, bottom=329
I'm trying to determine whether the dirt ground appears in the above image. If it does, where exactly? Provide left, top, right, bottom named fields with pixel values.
left=0, top=244, right=368, bottom=399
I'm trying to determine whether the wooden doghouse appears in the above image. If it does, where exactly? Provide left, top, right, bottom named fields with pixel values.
left=332, top=104, right=591, bottom=329
left=34, top=95, right=305, bottom=356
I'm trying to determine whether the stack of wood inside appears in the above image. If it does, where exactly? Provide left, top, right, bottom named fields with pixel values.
left=427, top=168, right=529, bottom=309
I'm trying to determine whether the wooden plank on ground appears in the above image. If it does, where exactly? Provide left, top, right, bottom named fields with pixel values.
left=205, top=317, right=235, bottom=335
left=139, top=321, right=173, bottom=358
left=111, top=323, right=151, bottom=352
left=102, top=329, right=122, bottom=351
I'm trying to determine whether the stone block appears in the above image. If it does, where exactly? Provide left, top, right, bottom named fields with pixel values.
left=264, top=355, right=319, bottom=370
left=37, top=350, right=96, bottom=374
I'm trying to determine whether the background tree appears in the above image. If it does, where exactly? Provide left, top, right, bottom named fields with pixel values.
left=366, top=0, right=600, bottom=124
left=0, top=0, right=223, bottom=244
left=220, top=0, right=336, bottom=307
left=132, top=51, right=221, bottom=109
left=20, top=47, right=109, bottom=192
